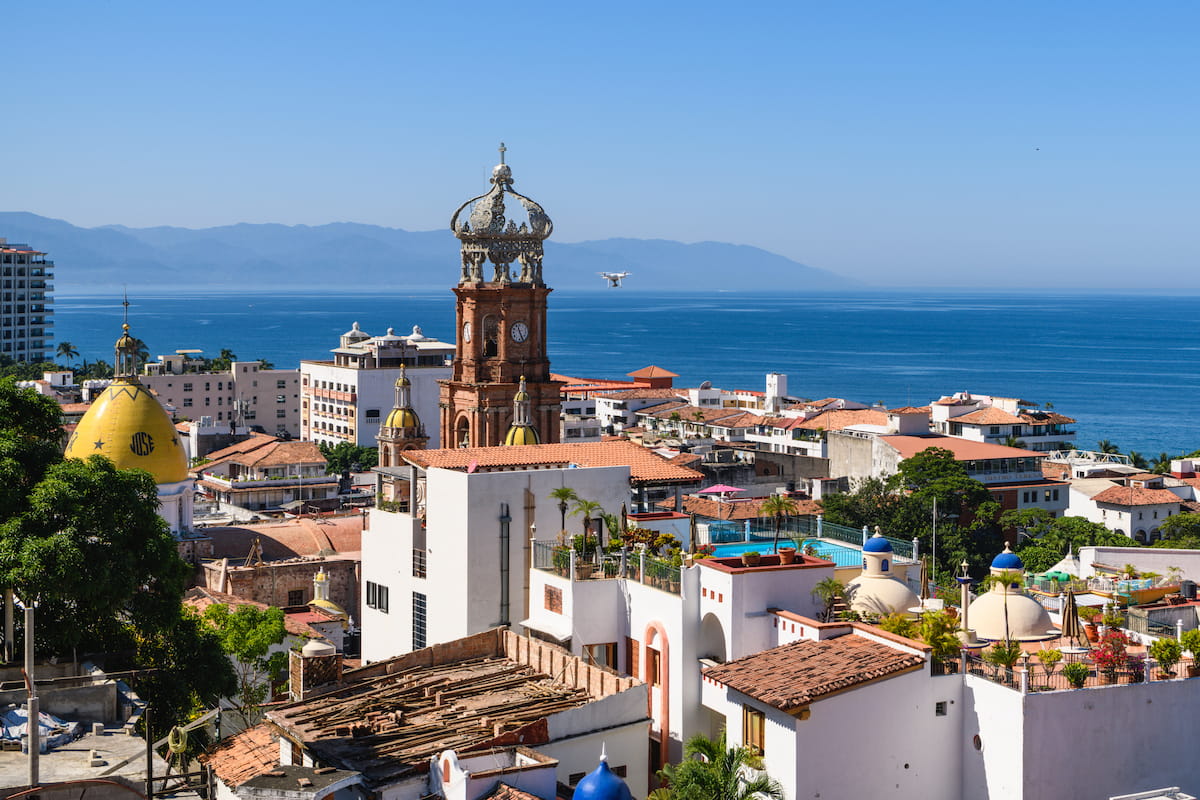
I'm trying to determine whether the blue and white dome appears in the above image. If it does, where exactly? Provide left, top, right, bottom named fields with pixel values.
left=574, top=750, right=632, bottom=800
left=991, top=546, right=1024, bottom=571
left=863, top=532, right=893, bottom=553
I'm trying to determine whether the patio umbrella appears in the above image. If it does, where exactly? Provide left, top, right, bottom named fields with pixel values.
left=619, top=503, right=628, bottom=535
left=919, top=556, right=930, bottom=601
left=689, top=511, right=697, bottom=552
left=698, top=484, right=745, bottom=496
left=1060, top=588, right=1087, bottom=649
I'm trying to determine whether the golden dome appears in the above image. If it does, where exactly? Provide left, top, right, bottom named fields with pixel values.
left=383, top=407, right=420, bottom=430
left=311, top=597, right=348, bottom=617
left=504, top=424, right=541, bottom=446
left=66, top=378, right=189, bottom=484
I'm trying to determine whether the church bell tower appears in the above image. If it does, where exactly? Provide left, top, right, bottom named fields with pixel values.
left=439, top=145, right=561, bottom=448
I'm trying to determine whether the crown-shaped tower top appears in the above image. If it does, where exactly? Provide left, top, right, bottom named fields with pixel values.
left=450, top=143, right=553, bottom=287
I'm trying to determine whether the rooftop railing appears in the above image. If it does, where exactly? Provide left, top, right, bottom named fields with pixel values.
left=962, top=652, right=1198, bottom=693
left=533, top=541, right=681, bottom=595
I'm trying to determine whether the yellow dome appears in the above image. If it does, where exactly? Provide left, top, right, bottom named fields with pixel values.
left=383, top=407, right=420, bottom=430
left=311, top=597, right=348, bottom=617
left=504, top=424, right=541, bottom=446
left=66, top=378, right=188, bottom=484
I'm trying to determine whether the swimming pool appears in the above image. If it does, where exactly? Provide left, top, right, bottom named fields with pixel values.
left=710, top=539, right=864, bottom=568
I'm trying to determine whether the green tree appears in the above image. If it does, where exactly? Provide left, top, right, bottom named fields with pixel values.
left=549, top=487, right=579, bottom=536
left=759, top=494, right=798, bottom=554
left=55, top=341, right=79, bottom=365
left=659, top=731, right=783, bottom=800
left=1003, top=435, right=1027, bottom=449
left=1152, top=452, right=1173, bottom=474
left=209, top=348, right=238, bottom=372
left=571, top=498, right=603, bottom=551
left=1097, top=439, right=1120, bottom=455
left=980, top=569, right=1024, bottom=643
left=1127, top=451, right=1149, bottom=469
left=202, top=603, right=288, bottom=727
left=811, top=577, right=845, bottom=622
left=317, top=442, right=378, bottom=474
left=1155, top=513, right=1200, bottom=549
left=0, top=379, right=236, bottom=735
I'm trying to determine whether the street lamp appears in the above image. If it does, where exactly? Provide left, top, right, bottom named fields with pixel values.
left=958, top=560, right=977, bottom=645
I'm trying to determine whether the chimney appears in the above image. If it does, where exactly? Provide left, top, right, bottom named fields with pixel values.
left=289, top=640, right=342, bottom=701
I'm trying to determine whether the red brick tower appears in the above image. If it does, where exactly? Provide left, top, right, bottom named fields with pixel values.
left=439, top=145, right=561, bottom=447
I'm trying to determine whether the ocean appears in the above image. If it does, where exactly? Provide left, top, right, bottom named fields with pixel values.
left=52, top=290, right=1200, bottom=457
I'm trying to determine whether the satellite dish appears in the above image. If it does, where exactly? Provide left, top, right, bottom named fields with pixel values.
left=699, top=380, right=712, bottom=390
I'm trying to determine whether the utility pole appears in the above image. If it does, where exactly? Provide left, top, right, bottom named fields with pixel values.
left=24, top=601, right=38, bottom=789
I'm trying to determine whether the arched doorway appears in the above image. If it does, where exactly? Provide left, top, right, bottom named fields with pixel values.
left=699, top=613, right=727, bottom=663
left=642, top=622, right=670, bottom=771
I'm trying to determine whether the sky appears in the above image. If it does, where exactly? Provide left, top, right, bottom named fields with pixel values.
left=3, top=1, right=1198, bottom=288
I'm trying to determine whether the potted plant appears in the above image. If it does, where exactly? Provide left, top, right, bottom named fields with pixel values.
left=803, top=543, right=818, bottom=557
left=1092, top=630, right=1130, bottom=684
left=741, top=550, right=762, bottom=567
left=552, top=545, right=571, bottom=577
left=1101, top=608, right=1126, bottom=631
left=1149, top=637, right=1183, bottom=679
left=1035, top=648, right=1063, bottom=687
left=778, top=545, right=798, bottom=565
left=668, top=549, right=683, bottom=592
left=1079, top=606, right=1102, bottom=642
left=1127, top=653, right=1146, bottom=683
left=1182, top=629, right=1200, bottom=677
left=983, top=640, right=1023, bottom=683
left=1063, top=661, right=1090, bottom=689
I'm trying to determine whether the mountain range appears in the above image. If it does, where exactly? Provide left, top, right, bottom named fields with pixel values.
left=0, top=212, right=859, bottom=294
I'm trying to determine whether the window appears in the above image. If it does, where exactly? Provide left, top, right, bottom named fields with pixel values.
left=365, top=409, right=380, bottom=420
left=245, top=410, right=256, bottom=420
left=205, top=397, right=210, bottom=406
left=183, top=383, right=193, bottom=392
left=1044, top=490, right=1052, bottom=502
left=625, top=638, right=640, bottom=678
left=183, top=398, right=193, bottom=407
left=935, top=701, right=948, bottom=716
left=366, top=581, right=388, bottom=613
left=743, top=706, right=765, bottom=755
left=276, top=409, right=286, bottom=418
left=277, top=395, right=286, bottom=403
left=277, top=379, right=287, bottom=389
left=1053, top=489, right=1060, bottom=501
left=287, top=589, right=304, bottom=606
left=585, top=643, right=617, bottom=670
left=413, top=592, right=427, bottom=649
left=413, top=548, right=427, bottom=578
left=205, top=382, right=210, bottom=391
left=645, top=648, right=661, bottom=686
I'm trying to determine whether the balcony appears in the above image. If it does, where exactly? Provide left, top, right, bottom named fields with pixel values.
left=532, top=541, right=681, bottom=595
left=200, top=471, right=336, bottom=490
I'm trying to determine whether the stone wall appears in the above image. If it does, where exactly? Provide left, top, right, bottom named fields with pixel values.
left=201, top=556, right=359, bottom=616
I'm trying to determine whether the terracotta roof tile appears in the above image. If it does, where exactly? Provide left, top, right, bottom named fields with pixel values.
left=485, top=784, right=544, bottom=800
left=401, top=440, right=703, bottom=486
left=200, top=724, right=278, bottom=787
left=883, top=435, right=1042, bottom=460
left=1019, top=411, right=1076, bottom=425
left=888, top=406, right=930, bottom=415
left=640, top=404, right=743, bottom=424
left=597, top=388, right=685, bottom=400
left=704, top=635, right=925, bottom=712
left=627, top=365, right=680, bottom=379
left=795, top=409, right=888, bottom=431
left=952, top=407, right=1024, bottom=425
left=1092, top=486, right=1182, bottom=507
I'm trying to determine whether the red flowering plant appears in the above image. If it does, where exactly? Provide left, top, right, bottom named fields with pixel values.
left=1092, top=630, right=1131, bottom=681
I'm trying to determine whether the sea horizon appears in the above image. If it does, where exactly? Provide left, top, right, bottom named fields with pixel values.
left=51, top=288, right=1200, bottom=459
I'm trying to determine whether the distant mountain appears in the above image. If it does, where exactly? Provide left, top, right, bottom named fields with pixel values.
left=0, top=212, right=860, bottom=294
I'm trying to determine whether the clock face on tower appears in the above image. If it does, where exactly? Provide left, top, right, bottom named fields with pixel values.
left=510, top=321, right=529, bottom=343
left=462, top=321, right=472, bottom=342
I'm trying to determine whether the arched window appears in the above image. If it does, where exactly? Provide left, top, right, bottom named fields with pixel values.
left=882, top=558, right=889, bottom=572
left=482, top=316, right=498, bottom=358
left=456, top=417, right=471, bottom=448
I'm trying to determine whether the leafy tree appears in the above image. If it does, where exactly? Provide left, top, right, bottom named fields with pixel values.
left=202, top=603, right=288, bottom=727
left=819, top=476, right=903, bottom=532
left=209, top=348, right=238, bottom=372
left=1127, top=451, right=1148, bottom=469
left=571, top=498, right=603, bottom=550
left=1152, top=453, right=1173, bottom=474
left=1097, top=439, right=1120, bottom=455
left=549, top=487, right=579, bottom=536
left=759, top=494, right=797, bottom=554
left=811, top=577, right=845, bottom=622
left=317, top=441, right=377, bottom=474
left=0, top=360, right=60, bottom=381
left=658, top=731, right=783, bottom=800
left=258, top=359, right=276, bottom=370
left=55, top=341, right=79, bottom=364
left=1155, top=513, right=1200, bottom=549
left=0, top=378, right=235, bottom=735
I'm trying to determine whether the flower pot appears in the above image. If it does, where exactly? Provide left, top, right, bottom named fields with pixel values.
left=1157, top=670, right=1177, bottom=680
left=1084, top=624, right=1099, bottom=643
left=778, top=547, right=797, bottom=565
left=1099, top=673, right=1117, bottom=686
left=741, top=551, right=761, bottom=567
left=1187, top=663, right=1200, bottom=679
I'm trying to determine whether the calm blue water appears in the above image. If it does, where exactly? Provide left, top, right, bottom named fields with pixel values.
left=52, top=290, right=1200, bottom=457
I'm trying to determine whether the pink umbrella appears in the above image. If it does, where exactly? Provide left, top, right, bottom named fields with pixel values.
left=698, top=484, right=745, bottom=495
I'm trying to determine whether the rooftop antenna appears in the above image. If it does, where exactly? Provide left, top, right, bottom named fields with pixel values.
left=122, top=287, right=130, bottom=326
left=498, top=142, right=506, bottom=164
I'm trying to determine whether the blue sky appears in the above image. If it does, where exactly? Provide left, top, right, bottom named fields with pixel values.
left=4, top=1, right=1198, bottom=288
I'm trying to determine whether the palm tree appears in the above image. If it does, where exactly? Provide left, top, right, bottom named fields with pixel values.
left=1097, top=439, right=1120, bottom=455
left=1127, top=451, right=1149, bottom=470
left=56, top=341, right=79, bottom=365
left=659, top=731, right=783, bottom=800
left=759, top=494, right=798, bottom=555
left=1003, top=435, right=1027, bottom=449
left=570, top=498, right=602, bottom=553
left=811, top=577, right=845, bottom=622
left=1152, top=452, right=1173, bottom=474
left=549, top=487, right=579, bottom=538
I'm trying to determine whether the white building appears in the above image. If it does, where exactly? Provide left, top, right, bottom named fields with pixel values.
left=361, top=440, right=702, bottom=664
left=930, top=391, right=1076, bottom=453
left=301, top=323, right=453, bottom=448
left=1068, top=474, right=1185, bottom=542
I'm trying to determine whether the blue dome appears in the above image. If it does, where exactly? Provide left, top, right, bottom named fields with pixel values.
left=574, top=759, right=633, bottom=800
left=991, top=551, right=1024, bottom=570
left=863, top=535, right=893, bottom=553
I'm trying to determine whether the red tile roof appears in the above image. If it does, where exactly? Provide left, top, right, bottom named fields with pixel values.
left=597, top=388, right=686, bottom=400
left=201, top=516, right=365, bottom=560
left=1092, top=486, right=1182, bottom=507
left=627, top=365, right=679, bottom=379
left=401, top=440, right=704, bottom=486
left=704, top=635, right=925, bottom=712
left=882, top=435, right=1042, bottom=461
left=1019, top=411, right=1076, bottom=425
left=888, top=406, right=930, bottom=415
left=200, top=724, right=278, bottom=787
left=952, top=407, right=1024, bottom=425
left=795, top=409, right=888, bottom=431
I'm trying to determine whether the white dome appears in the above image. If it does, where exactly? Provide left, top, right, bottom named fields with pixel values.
left=846, top=574, right=921, bottom=618
left=967, top=589, right=1056, bottom=641
left=301, top=639, right=337, bottom=657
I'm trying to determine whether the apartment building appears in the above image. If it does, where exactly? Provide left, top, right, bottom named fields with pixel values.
left=140, top=358, right=302, bottom=437
left=301, top=323, right=453, bottom=448
left=0, top=238, right=53, bottom=362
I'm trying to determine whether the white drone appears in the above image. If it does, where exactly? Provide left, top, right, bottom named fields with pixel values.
left=599, top=271, right=631, bottom=288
